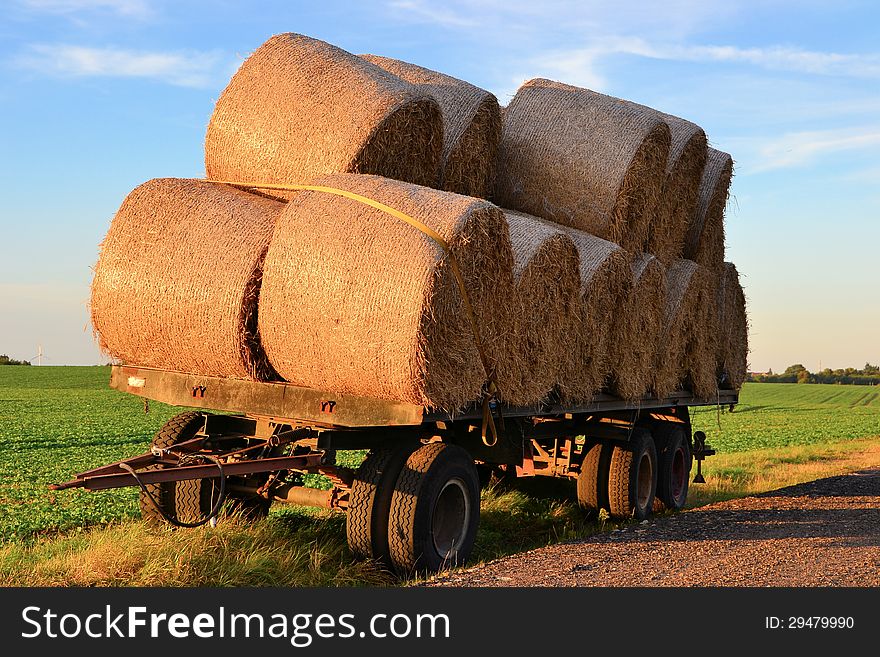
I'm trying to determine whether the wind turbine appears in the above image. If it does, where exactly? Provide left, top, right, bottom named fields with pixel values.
left=32, top=344, right=47, bottom=366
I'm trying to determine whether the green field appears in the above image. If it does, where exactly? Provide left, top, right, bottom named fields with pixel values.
left=1, top=366, right=878, bottom=549
left=690, top=381, right=880, bottom=452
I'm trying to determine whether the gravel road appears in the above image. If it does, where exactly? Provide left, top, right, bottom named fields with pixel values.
left=427, top=468, right=880, bottom=587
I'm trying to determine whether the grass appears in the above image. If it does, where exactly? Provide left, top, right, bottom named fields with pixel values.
left=0, top=366, right=878, bottom=586
left=689, top=382, right=880, bottom=452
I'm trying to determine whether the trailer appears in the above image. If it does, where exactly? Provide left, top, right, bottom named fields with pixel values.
left=52, top=365, right=733, bottom=575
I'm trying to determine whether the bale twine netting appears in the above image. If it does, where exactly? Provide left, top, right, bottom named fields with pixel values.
left=362, top=55, right=501, bottom=199
left=205, top=33, right=444, bottom=201
left=717, top=262, right=748, bottom=389
left=493, top=78, right=671, bottom=254
left=258, top=173, right=515, bottom=411
left=497, top=211, right=581, bottom=406
left=553, top=223, right=633, bottom=402
left=652, top=259, right=719, bottom=399
left=90, top=178, right=284, bottom=379
left=684, top=147, right=733, bottom=271
left=606, top=253, right=666, bottom=400
left=645, top=113, right=707, bottom=263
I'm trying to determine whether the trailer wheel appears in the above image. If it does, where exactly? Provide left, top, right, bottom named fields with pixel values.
left=655, top=427, right=692, bottom=510
left=347, top=444, right=418, bottom=563
left=387, top=443, right=480, bottom=575
left=576, top=440, right=610, bottom=514
left=140, top=412, right=215, bottom=525
left=607, top=428, right=657, bottom=520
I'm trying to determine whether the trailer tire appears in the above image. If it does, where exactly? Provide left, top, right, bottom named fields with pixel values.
left=140, top=412, right=214, bottom=525
left=387, top=443, right=480, bottom=575
left=655, top=427, right=692, bottom=511
left=607, top=428, right=657, bottom=520
left=347, top=444, right=417, bottom=563
left=577, top=440, right=610, bottom=514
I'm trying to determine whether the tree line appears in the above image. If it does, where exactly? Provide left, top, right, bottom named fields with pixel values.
left=0, top=355, right=31, bottom=366
left=750, top=363, right=880, bottom=385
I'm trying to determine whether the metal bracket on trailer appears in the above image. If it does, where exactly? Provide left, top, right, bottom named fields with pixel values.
left=50, top=453, right=325, bottom=492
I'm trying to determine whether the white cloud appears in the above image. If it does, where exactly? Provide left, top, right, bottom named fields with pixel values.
left=531, top=38, right=880, bottom=84
left=387, top=0, right=478, bottom=28
left=730, top=127, right=880, bottom=173
left=386, top=1, right=739, bottom=39
left=20, top=0, right=152, bottom=18
left=15, top=44, right=225, bottom=88
left=661, top=43, right=880, bottom=79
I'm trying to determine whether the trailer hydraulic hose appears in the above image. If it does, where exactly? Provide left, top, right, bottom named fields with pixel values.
left=119, top=454, right=228, bottom=529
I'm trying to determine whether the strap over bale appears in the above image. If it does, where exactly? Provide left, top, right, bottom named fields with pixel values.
left=90, top=178, right=284, bottom=379
left=362, top=55, right=502, bottom=199
left=494, top=78, right=671, bottom=254
left=205, top=33, right=444, bottom=198
left=257, top=173, right=515, bottom=412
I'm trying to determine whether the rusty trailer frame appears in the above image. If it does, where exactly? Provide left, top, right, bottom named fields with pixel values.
left=51, top=365, right=735, bottom=563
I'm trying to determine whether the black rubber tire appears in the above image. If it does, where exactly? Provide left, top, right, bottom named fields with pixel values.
left=576, top=440, right=610, bottom=515
left=387, top=443, right=480, bottom=575
left=346, top=444, right=417, bottom=563
left=655, top=427, right=692, bottom=511
left=607, top=428, right=657, bottom=520
left=140, top=412, right=214, bottom=525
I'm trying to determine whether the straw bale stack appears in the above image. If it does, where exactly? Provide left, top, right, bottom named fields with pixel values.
left=645, top=114, right=707, bottom=263
left=258, top=174, right=515, bottom=411
left=497, top=211, right=581, bottom=406
left=717, top=262, right=748, bottom=389
left=494, top=78, right=671, bottom=253
left=551, top=224, right=633, bottom=401
left=607, top=254, right=666, bottom=400
left=362, top=55, right=501, bottom=199
left=652, top=259, right=719, bottom=398
left=90, top=178, right=284, bottom=379
left=205, top=34, right=444, bottom=200
left=684, top=148, right=733, bottom=271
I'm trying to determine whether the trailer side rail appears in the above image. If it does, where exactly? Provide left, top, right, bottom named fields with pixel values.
left=110, top=365, right=738, bottom=428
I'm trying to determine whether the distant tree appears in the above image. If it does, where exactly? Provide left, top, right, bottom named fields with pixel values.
left=0, top=354, right=30, bottom=366
left=784, top=363, right=808, bottom=376
left=797, top=369, right=811, bottom=384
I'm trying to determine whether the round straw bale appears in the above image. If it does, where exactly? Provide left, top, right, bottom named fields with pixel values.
left=205, top=34, right=444, bottom=200
left=362, top=55, right=501, bottom=199
left=258, top=174, right=514, bottom=411
left=684, top=148, right=733, bottom=271
left=717, top=262, right=749, bottom=389
left=493, top=78, right=671, bottom=253
left=497, top=210, right=581, bottom=406
left=607, top=254, right=666, bottom=400
left=646, top=114, right=707, bottom=263
left=547, top=222, right=633, bottom=402
left=90, top=178, right=284, bottom=379
left=652, top=259, right=719, bottom=398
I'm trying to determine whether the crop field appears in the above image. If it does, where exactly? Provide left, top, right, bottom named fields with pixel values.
left=690, top=381, right=880, bottom=452
left=0, top=366, right=878, bottom=585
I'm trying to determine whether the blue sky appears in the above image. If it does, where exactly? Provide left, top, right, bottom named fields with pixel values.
left=0, top=0, right=878, bottom=372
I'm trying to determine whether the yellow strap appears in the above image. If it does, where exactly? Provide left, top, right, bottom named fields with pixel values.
left=210, top=179, right=501, bottom=444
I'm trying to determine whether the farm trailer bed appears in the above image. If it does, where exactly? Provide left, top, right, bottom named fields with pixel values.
left=53, top=365, right=737, bottom=574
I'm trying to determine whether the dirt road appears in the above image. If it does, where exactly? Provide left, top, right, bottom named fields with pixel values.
left=427, top=469, right=880, bottom=587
